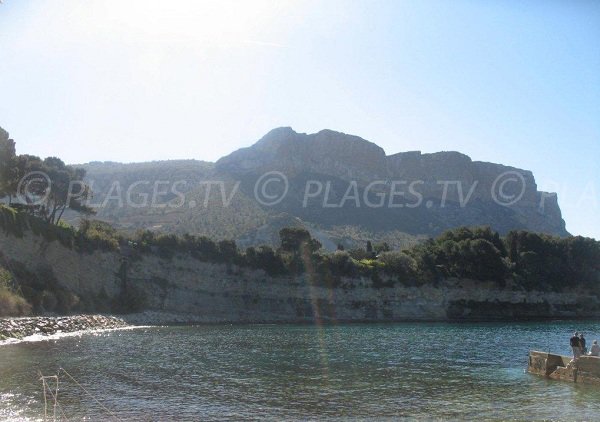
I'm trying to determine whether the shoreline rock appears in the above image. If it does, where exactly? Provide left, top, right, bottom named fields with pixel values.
left=0, top=314, right=129, bottom=341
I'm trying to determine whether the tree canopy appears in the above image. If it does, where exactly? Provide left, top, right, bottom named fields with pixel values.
left=0, top=127, right=94, bottom=224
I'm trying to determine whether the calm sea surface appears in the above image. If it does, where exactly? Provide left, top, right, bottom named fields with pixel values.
left=2, top=321, right=600, bottom=421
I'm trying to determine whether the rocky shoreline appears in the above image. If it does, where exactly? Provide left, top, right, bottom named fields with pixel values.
left=0, top=314, right=129, bottom=342
left=4, top=309, right=599, bottom=341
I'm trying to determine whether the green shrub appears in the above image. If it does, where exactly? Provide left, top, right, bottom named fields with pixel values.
left=348, top=248, right=372, bottom=260
left=0, top=288, right=32, bottom=316
left=378, top=251, right=418, bottom=282
left=328, top=251, right=356, bottom=276
left=0, top=266, right=32, bottom=316
left=154, top=234, right=179, bottom=259
left=77, top=219, right=121, bottom=252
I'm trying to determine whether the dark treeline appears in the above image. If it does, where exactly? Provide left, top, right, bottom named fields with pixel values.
left=2, top=204, right=599, bottom=294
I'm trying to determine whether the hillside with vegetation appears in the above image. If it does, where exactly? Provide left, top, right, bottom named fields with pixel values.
left=1, top=124, right=596, bottom=319
left=56, top=127, right=569, bottom=249
left=1, top=202, right=598, bottom=317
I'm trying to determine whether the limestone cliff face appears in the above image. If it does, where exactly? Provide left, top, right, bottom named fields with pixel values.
left=80, top=127, right=567, bottom=242
left=0, top=127, right=9, bottom=142
left=2, top=231, right=596, bottom=322
left=217, top=127, right=389, bottom=181
left=386, top=151, right=567, bottom=235
left=216, top=128, right=568, bottom=237
left=0, top=232, right=123, bottom=300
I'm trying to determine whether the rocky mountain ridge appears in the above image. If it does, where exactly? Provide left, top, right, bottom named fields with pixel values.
left=76, top=127, right=568, bottom=247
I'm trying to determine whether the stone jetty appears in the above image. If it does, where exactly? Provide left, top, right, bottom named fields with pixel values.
left=528, top=350, right=600, bottom=385
left=0, top=315, right=129, bottom=341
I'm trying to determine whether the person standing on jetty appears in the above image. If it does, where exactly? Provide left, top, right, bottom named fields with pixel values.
left=571, top=332, right=581, bottom=359
left=580, top=333, right=587, bottom=355
left=590, top=340, right=600, bottom=357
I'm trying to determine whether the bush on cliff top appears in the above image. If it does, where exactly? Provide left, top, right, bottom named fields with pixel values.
left=0, top=266, right=32, bottom=317
left=0, top=205, right=121, bottom=253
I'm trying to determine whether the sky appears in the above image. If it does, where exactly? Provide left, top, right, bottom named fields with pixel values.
left=0, top=0, right=598, bottom=238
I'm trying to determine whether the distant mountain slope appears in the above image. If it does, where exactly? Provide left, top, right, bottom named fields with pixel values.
left=76, top=128, right=567, bottom=248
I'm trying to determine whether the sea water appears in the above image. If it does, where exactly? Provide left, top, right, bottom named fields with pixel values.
left=2, top=321, right=600, bottom=420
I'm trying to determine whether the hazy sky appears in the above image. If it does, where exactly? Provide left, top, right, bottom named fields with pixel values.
left=0, top=0, right=598, bottom=238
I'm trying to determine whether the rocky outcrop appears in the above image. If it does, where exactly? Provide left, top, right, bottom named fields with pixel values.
left=217, top=127, right=389, bottom=181
left=216, top=128, right=568, bottom=237
left=386, top=151, right=567, bottom=235
left=79, top=127, right=568, bottom=244
left=0, top=315, right=128, bottom=341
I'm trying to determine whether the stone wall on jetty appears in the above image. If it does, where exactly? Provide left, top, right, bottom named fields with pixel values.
left=528, top=351, right=600, bottom=385
left=0, top=315, right=128, bottom=341
left=2, top=230, right=600, bottom=324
